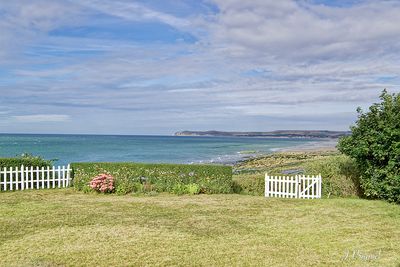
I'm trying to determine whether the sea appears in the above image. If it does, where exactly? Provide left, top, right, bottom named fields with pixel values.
left=0, top=134, right=336, bottom=165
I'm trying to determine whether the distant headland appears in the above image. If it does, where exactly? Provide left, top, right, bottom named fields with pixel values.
left=174, top=130, right=350, bottom=139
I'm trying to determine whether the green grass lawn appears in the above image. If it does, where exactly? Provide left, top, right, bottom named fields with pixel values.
left=1, top=190, right=399, bottom=266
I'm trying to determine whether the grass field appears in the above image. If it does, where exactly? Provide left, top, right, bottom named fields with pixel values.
left=1, top=189, right=399, bottom=266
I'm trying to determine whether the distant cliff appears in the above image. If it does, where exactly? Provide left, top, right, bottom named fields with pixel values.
left=174, top=130, right=350, bottom=139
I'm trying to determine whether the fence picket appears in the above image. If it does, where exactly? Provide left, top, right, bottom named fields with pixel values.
left=35, top=167, right=39, bottom=189
left=47, top=166, right=50, bottom=189
left=318, top=174, right=322, bottom=198
left=21, top=165, right=24, bottom=190
left=66, top=164, right=71, bottom=187
left=3, top=167, right=7, bottom=191
left=30, top=167, right=33, bottom=189
left=52, top=166, right=56, bottom=188
left=11, top=167, right=14, bottom=190
left=278, top=177, right=282, bottom=197
left=26, top=167, right=29, bottom=189
left=61, top=166, right=64, bottom=187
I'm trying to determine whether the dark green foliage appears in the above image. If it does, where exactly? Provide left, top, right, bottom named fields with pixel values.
left=0, top=154, right=52, bottom=169
left=338, top=90, right=400, bottom=203
left=71, top=162, right=232, bottom=194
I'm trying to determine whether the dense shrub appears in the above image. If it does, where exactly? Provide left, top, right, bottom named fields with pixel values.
left=232, top=174, right=265, bottom=196
left=303, top=155, right=361, bottom=197
left=0, top=154, right=52, bottom=169
left=338, top=90, right=400, bottom=203
left=71, top=162, right=232, bottom=195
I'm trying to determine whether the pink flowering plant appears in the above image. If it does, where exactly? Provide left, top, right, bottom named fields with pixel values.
left=89, top=173, right=115, bottom=193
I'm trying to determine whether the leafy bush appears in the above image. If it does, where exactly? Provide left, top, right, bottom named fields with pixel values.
left=303, top=155, right=361, bottom=197
left=338, top=90, right=400, bottom=203
left=89, top=174, right=115, bottom=193
left=232, top=174, right=265, bottom=195
left=172, top=183, right=187, bottom=195
left=186, top=183, right=200, bottom=195
left=0, top=155, right=53, bottom=184
left=0, top=154, right=52, bottom=169
left=71, top=162, right=232, bottom=195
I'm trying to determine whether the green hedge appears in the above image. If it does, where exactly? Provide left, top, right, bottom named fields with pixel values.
left=71, top=162, right=233, bottom=194
left=303, top=155, right=362, bottom=198
left=0, top=157, right=53, bottom=185
left=0, top=157, right=52, bottom=169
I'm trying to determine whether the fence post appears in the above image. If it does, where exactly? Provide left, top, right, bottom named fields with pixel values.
left=265, top=173, right=269, bottom=197
left=57, top=166, right=61, bottom=188
left=318, top=174, right=322, bottom=198
left=15, top=166, right=19, bottom=190
left=295, top=175, right=299, bottom=198
left=52, top=166, right=55, bottom=188
left=30, top=166, right=33, bottom=189
left=35, top=166, right=40, bottom=189
left=46, top=166, right=50, bottom=189
left=10, top=167, right=13, bottom=191
left=66, top=164, right=71, bottom=187
left=2, top=167, right=6, bottom=191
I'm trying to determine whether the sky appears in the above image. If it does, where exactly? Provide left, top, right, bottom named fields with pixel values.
left=1, top=0, right=400, bottom=135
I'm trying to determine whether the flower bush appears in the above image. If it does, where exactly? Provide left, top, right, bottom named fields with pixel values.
left=89, top=173, right=115, bottom=193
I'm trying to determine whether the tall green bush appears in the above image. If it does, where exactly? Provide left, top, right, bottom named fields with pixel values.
left=338, top=90, right=400, bottom=203
left=71, top=162, right=232, bottom=194
left=303, top=155, right=361, bottom=197
left=0, top=154, right=52, bottom=169
left=0, top=155, right=52, bottom=184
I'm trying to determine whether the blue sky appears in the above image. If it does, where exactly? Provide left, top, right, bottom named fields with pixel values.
left=1, top=0, right=400, bottom=135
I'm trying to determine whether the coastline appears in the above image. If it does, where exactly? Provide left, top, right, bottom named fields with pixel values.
left=230, top=138, right=338, bottom=166
left=1, top=134, right=339, bottom=166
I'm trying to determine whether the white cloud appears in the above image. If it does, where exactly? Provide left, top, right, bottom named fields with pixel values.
left=0, top=0, right=83, bottom=61
left=208, top=0, right=400, bottom=61
left=75, top=0, right=190, bottom=29
left=1, top=0, right=400, bottom=133
left=13, top=114, right=70, bottom=123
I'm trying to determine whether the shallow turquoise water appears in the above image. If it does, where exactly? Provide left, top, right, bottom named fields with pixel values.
left=0, top=134, right=323, bottom=165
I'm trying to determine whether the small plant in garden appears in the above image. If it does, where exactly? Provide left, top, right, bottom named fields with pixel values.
left=172, top=183, right=187, bottom=195
left=186, top=183, right=200, bottom=195
left=89, top=173, right=115, bottom=193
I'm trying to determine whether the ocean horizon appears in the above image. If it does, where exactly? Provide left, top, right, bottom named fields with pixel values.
left=0, top=133, right=335, bottom=165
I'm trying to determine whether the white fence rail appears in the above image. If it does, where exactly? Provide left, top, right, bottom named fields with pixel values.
left=0, top=165, right=71, bottom=191
left=265, top=174, right=322, bottom=199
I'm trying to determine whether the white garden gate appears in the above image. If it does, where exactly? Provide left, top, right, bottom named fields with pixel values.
left=265, top=173, right=322, bottom=199
left=0, top=165, right=72, bottom=191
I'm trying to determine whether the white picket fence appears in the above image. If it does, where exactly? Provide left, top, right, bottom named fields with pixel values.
left=265, top=174, right=322, bottom=199
left=0, top=165, right=72, bottom=191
